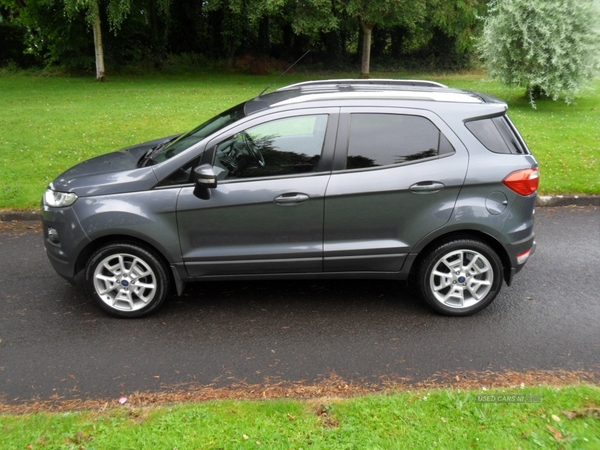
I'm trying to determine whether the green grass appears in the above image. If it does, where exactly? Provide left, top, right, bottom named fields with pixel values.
left=1, top=386, right=599, bottom=449
left=1, top=72, right=599, bottom=209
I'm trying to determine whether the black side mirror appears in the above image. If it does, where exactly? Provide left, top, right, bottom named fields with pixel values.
left=193, top=164, right=217, bottom=200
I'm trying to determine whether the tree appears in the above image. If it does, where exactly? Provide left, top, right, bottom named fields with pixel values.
left=62, top=0, right=170, bottom=80
left=61, top=1, right=100, bottom=80
left=478, top=0, right=600, bottom=106
left=291, top=0, right=338, bottom=37
left=0, top=0, right=494, bottom=75
left=204, top=0, right=287, bottom=66
left=335, top=0, right=425, bottom=77
left=425, top=0, right=486, bottom=69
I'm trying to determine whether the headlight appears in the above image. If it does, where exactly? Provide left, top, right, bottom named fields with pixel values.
left=44, top=189, right=78, bottom=207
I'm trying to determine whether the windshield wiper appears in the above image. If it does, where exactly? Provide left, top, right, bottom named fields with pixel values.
left=139, top=141, right=170, bottom=167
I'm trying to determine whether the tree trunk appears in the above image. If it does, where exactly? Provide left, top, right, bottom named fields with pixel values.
left=91, top=0, right=106, bottom=81
left=360, top=20, right=374, bottom=78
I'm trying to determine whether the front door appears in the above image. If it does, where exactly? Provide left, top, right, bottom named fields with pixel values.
left=177, top=111, right=338, bottom=277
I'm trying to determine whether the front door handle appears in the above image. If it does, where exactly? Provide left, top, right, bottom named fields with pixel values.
left=274, top=193, right=310, bottom=205
left=409, top=181, right=445, bottom=193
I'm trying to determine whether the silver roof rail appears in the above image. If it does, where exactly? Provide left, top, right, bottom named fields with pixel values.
left=279, top=79, right=448, bottom=90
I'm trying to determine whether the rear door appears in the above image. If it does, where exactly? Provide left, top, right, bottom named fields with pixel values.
left=323, top=107, right=469, bottom=273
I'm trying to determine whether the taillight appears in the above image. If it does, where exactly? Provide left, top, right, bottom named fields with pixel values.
left=503, top=168, right=539, bottom=196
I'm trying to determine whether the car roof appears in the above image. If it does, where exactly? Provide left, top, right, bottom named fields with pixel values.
left=244, top=79, right=506, bottom=116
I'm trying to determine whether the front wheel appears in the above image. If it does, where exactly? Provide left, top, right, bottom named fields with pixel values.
left=418, top=239, right=503, bottom=316
left=85, top=242, right=171, bottom=318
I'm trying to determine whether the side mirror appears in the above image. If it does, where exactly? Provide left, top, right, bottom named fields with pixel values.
left=193, top=164, right=217, bottom=200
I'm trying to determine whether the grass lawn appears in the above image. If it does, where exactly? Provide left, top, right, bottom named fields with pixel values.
left=0, top=71, right=599, bottom=210
left=1, top=385, right=599, bottom=449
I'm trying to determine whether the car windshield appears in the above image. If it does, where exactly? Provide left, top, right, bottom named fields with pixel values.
left=150, top=102, right=247, bottom=164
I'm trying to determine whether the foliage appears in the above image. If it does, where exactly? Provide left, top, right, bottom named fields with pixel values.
left=62, top=0, right=138, bottom=32
left=291, top=0, right=338, bottom=38
left=0, top=0, right=489, bottom=75
left=335, top=0, right=426, bottom=76
left=427, top=0, right=484, bottom=52
left=0, top=22, right=38, bottom=67
left=423, top=0, right=486, bottom=68
left=19, top=0, right=95, bottom=71
left=478, top=0, right=600, bottom=106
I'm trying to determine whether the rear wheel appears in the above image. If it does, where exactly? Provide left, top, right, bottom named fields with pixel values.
left=85, top=242, right=171, bottom=318
left=418, top=239, right=503, bottom=316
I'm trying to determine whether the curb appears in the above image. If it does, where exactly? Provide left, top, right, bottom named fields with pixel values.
left=535, top=195, right=600, bottom=207
left=1, top=210, right=42, bottom=222
left=2, top=196, right=599, bottom=222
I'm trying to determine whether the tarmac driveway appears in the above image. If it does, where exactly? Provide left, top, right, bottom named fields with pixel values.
left=0, top=206, right=598, bottom=404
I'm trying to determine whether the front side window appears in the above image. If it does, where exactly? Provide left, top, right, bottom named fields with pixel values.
left=213, top=114, right=328, bottom=180
left=345, top=114, right=453, bottom=170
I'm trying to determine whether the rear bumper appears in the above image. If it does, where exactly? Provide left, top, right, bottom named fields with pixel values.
left=505, top=237, right=536, bottom=286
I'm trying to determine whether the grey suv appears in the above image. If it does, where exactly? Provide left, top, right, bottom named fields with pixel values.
left=42, top=79, right=539, bottom=318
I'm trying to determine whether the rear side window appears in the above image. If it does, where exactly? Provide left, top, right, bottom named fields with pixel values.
left=346, top=114, right=454, bottom=170
left=465, top=116, right=527, bottom=154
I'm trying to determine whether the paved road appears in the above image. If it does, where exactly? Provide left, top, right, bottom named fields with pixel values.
left=1, top=206, right=598, bottom=404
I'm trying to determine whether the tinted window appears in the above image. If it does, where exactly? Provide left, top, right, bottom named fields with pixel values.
left=213, top=115, right=328, bottom=180
left=346, top=114, right=452, bottom=169
left=465, top=116, right=525, bottom=154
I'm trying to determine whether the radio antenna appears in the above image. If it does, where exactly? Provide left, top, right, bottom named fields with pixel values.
left=259, top=50, right=310, bottom=97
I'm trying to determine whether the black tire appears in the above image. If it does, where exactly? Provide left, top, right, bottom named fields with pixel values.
left=418, top=239, right=503, bottom=316
left=85, top=242, right=172, bottom=318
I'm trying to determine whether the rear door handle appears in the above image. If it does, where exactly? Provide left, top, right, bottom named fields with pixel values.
left=274, top=193, right=310, bottom=205
left=409, top=181, right=445, bottom=193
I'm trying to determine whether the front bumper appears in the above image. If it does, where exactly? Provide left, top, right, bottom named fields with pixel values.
left=42, top=203, right=91, bottom=282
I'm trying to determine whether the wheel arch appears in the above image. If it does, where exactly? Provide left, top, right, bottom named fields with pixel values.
left=408, top=230, right=512, bottom=285
left=74, top=234, right=173, bottom=279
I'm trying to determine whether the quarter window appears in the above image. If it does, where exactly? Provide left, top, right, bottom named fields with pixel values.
left=465, top=116, right=526, bottom=154
left=346, top=114, right=453, bottom=170
left=213, top=115, right=328, bottom=180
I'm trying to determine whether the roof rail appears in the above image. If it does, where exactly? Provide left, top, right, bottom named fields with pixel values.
left=272, top=90, right=483, bottom=107
left=279, top=79, right=448, bottom=90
